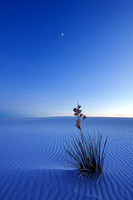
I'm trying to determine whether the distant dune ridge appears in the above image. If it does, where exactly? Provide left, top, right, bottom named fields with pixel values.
left=0, top=117, right=133, bottom=200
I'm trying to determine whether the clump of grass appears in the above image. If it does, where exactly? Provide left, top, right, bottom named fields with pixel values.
left=64, top=104, right=108, bottom=179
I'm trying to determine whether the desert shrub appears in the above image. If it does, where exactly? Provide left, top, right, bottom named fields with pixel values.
left=64, top=104, right=108, bottom=179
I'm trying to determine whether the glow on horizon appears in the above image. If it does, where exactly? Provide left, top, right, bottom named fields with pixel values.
left=40, top=113, right=133, bottom=118
left=30, top=112, right=133, bottom=118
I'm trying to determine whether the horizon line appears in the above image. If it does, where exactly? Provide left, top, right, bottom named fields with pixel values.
left=1, top=115, right=132, bottom=119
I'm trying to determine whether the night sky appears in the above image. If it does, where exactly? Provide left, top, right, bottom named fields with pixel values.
left=0, top=0, right=133, bottom=117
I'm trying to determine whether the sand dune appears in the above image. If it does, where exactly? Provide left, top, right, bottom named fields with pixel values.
left=0, top=117, right=133, bottom=200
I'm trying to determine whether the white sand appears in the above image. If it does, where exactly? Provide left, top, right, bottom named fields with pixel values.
left=0, top=117, right=132, bottom=200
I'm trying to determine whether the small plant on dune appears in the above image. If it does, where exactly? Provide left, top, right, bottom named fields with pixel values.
left=64, top=104, right=108, bottom=179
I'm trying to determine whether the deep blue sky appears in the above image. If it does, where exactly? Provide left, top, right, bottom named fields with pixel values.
left=0, top=0, right=133, bottom=117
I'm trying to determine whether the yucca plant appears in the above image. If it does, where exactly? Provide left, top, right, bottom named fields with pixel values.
left=64, top=104, right=108, bottom=179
